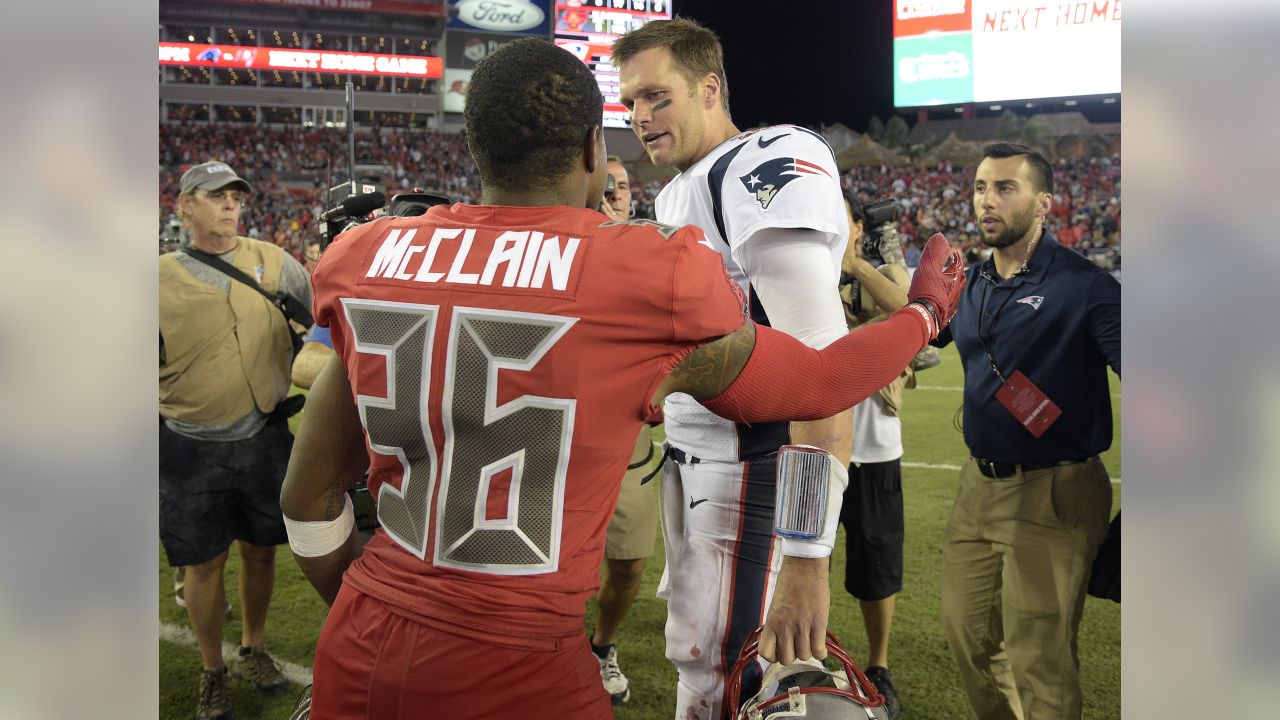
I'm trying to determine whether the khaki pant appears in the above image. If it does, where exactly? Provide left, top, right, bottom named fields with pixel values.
left=941, top=457, right=1113, bottom=720
left=604, top=425, right=662, bottom=560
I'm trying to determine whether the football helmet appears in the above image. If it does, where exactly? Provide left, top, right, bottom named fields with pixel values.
left=727, top=629, right=890, bottom=720
left=287, top=684, right=312, bottom=720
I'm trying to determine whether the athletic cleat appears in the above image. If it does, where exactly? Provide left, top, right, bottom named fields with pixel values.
left=596, top=644, right=631, bottom=704
left=195, top=666, right=234, bottom=720
left=233, top=645, right=291, bottom=696
left=864, top=666, right=901, bottom=720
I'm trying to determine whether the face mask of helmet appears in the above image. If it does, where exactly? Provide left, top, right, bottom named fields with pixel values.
left=727, top=629, right=891, bottom=720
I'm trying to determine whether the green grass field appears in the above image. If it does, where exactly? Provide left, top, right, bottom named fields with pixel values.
left=159, top=344, right=1120, bottom=719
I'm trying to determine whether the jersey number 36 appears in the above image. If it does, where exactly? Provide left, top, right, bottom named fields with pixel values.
left=341, top=299, right=577, bottom=576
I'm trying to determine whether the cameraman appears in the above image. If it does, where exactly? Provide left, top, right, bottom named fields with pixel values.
left=588, top=154, right=664, bottom=705
left=600, top=155, right=632, bottom=221
left=835, top=191, right=915, bottom=719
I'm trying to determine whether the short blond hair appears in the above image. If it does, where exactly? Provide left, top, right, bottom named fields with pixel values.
left=612, top=18, right=730, bottom=114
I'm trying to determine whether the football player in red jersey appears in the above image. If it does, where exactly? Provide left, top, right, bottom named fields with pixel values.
left=281, top=38, right=965, bottom=720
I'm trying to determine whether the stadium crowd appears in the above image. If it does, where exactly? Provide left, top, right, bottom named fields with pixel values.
left=159, top=123, right=482, bottom=259
left=842, top=154, right=1121, bottom=268
left=159, top=123, right=1120, bottom=270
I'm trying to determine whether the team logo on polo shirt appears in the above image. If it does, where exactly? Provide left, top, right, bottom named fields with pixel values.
left=1017, top=295, right=1044, bottom=310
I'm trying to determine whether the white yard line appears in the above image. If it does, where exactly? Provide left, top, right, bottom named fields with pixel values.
left=903, top=461, right=1121, bottom=484
left=902, top=461, right=962, bottom=471
left=160, top=623, right=313, bottom=685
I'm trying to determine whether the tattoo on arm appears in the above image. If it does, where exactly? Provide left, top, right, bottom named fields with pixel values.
left=664, top=323, right=757, bottom=400
left=321, top=482, right=346, bottom=521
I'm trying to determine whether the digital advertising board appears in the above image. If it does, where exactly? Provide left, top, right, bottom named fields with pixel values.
left=553, top=0, right=673, bottom=128
left=893, top=0, right=1121, bottom=107
left=158, top=42, right=444, bottom=78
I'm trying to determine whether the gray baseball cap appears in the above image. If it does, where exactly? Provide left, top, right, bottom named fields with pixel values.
left=179, top=161, right=253, bottom=195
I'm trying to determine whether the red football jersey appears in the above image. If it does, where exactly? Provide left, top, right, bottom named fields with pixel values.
left=311, top=203, right=747, bottom=640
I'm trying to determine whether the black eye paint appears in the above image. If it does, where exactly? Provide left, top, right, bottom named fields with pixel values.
left=652, top=98, right=673, bottom=114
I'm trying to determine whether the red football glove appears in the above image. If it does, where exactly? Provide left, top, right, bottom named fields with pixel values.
left=905, top=233, right=966, bottom=340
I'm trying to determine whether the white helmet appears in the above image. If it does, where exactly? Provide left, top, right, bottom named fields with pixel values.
left=727, top=629, right=890, bottom=720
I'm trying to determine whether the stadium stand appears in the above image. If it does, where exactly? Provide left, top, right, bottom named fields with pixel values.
left=159, top=122, right=1119, bottom=272
left=842, top=155, right=1121, bottom=270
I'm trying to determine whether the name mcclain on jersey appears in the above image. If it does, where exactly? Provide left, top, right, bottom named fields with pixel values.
left=364, top=226, right=580, bottom=291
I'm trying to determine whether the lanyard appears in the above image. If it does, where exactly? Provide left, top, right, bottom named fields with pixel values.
left=977, top=275, right=1020, bottom=383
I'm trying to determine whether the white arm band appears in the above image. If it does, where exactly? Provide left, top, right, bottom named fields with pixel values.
left=775, top=445, right=848, bottom=559
left=284, top=494, right=355, bottom=558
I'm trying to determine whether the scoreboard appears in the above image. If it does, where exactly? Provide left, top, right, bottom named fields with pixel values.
left=553, top=0, right=673, bottom=128
left=893, top=0, right=1121, bottom=107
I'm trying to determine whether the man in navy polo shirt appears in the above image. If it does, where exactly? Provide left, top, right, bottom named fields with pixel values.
left=931, top=143, right=1120, bottom=720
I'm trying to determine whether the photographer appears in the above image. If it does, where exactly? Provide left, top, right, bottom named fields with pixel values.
left=599, top=154, right=632, bottom=222
left=834, top=191, right=916, bottom=719
left=587, top=154, right=664, bottom=705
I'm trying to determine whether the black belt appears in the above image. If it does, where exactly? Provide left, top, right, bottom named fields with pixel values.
left=666, top=444, right=779, bottom=466
left=973, top=456, right=1092, bottom=479
left=626, top=441, right=657, bottom=470
left=666, top=444, right=703, bottom=465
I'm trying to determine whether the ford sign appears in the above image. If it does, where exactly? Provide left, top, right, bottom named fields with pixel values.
left=453, top=0, right=546, bottom=33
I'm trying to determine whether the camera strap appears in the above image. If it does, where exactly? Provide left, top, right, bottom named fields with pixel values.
left=182, top=248, right=312, bottom=351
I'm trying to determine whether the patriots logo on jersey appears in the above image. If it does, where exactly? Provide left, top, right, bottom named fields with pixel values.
left=739, top=157, right=831, bottom=210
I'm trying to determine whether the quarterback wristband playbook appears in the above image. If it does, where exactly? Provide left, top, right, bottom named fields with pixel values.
left=775, top=445, right=848, bottom=558
left=284, top=494, right=355, bottom=557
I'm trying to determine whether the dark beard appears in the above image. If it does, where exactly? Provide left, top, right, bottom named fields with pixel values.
left=981, top=204, right=1036, bottom=249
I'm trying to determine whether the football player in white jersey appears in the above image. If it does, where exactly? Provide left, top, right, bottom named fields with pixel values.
left=616, top=18, right=855, bottom=720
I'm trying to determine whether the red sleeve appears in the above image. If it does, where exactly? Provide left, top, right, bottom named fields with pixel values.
left=668, top=225, right=749, bottom=344
left=702, top=310, right=929, bottom=423
left=640, top=224, right=749, bottom=420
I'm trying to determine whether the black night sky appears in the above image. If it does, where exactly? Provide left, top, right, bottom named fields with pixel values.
left=670, top=0, right=897, bottom=131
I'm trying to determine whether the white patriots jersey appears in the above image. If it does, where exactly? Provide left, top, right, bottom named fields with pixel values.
left=656, top=124, right=849, bottom=462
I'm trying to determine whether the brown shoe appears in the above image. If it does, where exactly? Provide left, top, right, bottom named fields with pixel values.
left=232, top=646, right=290, bottom=696
left=195, top=666, right=234, bottom=720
